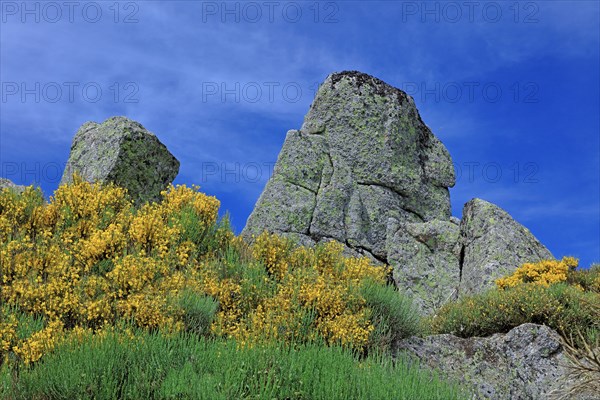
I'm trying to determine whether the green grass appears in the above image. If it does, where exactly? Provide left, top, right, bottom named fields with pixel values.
left=0, top=306, right=45, bottom=341
left=1, top=329, right=467, bottom=400
left=176, top=290, right=219, bottom=337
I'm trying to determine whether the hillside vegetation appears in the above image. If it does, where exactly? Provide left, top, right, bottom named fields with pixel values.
left=0, top=178, right=464, bottom=399
left=428, top=257, right=600, bottom=348
left=1, top=178, right=598, bottom=399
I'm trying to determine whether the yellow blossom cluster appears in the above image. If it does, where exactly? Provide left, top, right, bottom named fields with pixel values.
left=496, top=257, right=579, bottom=289
left=11, top=320, right=63, bottom=365
left=1, top=177, right=392, bottom=365
left=251, top=231, right=291, bottom=280
left=0, top=315, right=18, bottom=361
left=0, top=177, right=223, bottom=365
left=223, top=234, right=388, bottom=350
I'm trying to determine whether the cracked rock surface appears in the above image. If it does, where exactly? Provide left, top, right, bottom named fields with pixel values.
left=396, top=323, right=580, bottom=400
left=242, top=71, right=455, bottom=261
left=243, top=71, right=553, bottom=314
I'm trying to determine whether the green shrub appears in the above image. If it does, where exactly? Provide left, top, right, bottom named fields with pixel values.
left=567, top=264, right=600, bottom=293
left=1, top=179, right=458, bottom=398
left=360, top=280, right=421, bottom=352
left=429, top=283, right=600, bottom=347
left=176, top=290, right=219, bottom=337
left=1, top=179, right=416, bottom=359
left=3, top=329, right=467, bottom=400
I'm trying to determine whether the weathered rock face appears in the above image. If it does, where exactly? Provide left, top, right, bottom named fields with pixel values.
left=61, top=117, right=180, bottom=205
left=242, top=71, right=456, bottom=264
left=396, top=324, right=576, bottom=400
left=387, top=218, right=461, bottom=313
left=459, top=198, right=553, bottom=296
left=244, top=70, right=554, bottom=314
left=0, top=178, right=26, bottom=194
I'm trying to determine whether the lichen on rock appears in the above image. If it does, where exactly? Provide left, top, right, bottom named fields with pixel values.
left=242, top=71, right=455, bottom=261
left=243, top=70, right=554, bottom=315
left=61, top=116, right=180, bottom=205
left=458, top=198, right=554, bottom=296
left=396, top=323, right=589, bottom=400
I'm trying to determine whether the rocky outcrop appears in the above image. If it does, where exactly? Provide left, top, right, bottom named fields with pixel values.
left=385, top=198, right=553, bottom=313
left=458, top=198, right=554, bottom=296
left=61, top=116, right=180, bottom=205
left=243, top=71, right=455, bottom=261
left=0, top=178, right=26, bottom=194
left=243, top=71, right=554, bottom=314
left=397, top=323, right=584, bottom=400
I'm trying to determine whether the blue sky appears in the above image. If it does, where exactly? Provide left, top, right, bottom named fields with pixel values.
left=1, top=1, right=598, bottom=267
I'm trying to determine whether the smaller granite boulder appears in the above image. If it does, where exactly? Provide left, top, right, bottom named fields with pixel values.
left=61, top=117, right=180, bottom=205
left=396, top=324, right=576, bottom=400
left=0, top=178, right=27, bottom=194
left=459, top=198, right=553, bottom=296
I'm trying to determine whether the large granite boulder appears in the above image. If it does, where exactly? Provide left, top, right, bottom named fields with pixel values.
left=61, top=117, right=180, bottom=205
left=397, top=323, right=588, bottom=400
left=385, top=198, right=553, bottom=313
left=242, top=71, right=456, bottom=264
left=459, top=198, right=554, bottom=296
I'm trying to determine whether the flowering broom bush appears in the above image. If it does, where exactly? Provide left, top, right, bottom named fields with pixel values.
left=0, top=176, right=417, bottom=367
left=495, top=256, right=579, bottom=288
left=428, top=258, right=600, bottom=347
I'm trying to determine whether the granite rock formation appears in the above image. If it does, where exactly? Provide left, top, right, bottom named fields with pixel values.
left=459, top=198, right=554, bottom=296
left=0, top=178, right=27, bottom=194
left=243, top=71, right=455, bottom=259
left=243, top=71, right=553, bottom=314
